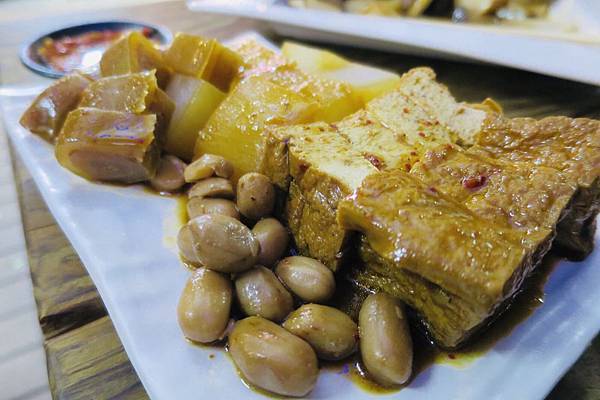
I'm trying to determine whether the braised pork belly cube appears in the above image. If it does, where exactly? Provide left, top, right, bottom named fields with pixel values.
left=471, top=115, right=600, bottom=259
left=56, top=108, right=159, bottom=183
left=79, top=71, right=174, bottom=145
left=337, top=170, right=552, bottom=349
left=164, top=33, right=244, bottom=92
left=100, top=32, right=170, bottom=87
left=19, top=73, right=91, bottom=142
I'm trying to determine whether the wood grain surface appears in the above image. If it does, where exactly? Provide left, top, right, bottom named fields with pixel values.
left=2, top=1, right=600, bottom=399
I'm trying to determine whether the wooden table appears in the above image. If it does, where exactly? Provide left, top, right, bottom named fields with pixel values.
left=2, top=1, right=599, bottom=398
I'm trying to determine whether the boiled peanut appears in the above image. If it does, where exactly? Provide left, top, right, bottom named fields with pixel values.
left=235, top=266, right=294, bottom=322
left=276, top=256, right=335, bottom=303
left=187, top=214, right=259, bottom=273
left=252, top=218, right=289, bottom=267
left=236, top=173, right=275, bottom=220
left=177, top=268, right=232, bottom=343
left=283, top=304, right=358, bottom=360
left=358, top=293, right=413, bottom=386
left=184, top=153, right=233, bottom=182
left=229, top=316, right=318, bottom=397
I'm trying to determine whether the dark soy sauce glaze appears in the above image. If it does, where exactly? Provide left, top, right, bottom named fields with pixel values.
left=173, top=191, right=563, bottom=395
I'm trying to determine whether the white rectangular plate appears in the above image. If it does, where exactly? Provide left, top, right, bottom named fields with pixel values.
left=187, top=0, right=600, bottom=85
left=2, top=32, right=600, bottom=400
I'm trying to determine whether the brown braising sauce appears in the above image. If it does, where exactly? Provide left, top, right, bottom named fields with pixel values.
left=169, top=183, right=562, bottom=396
left=327, top=254, right=561, bottom=394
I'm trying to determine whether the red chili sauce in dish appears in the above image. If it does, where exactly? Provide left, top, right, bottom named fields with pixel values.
left=37, top=27, right=154, bottom=73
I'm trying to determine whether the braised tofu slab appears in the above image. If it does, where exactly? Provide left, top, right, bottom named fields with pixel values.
left=410, top=144, right=576, bottom=238
left=338, top=169, right=552, bottom=348
left=472, top=115, right=600, bottom=259
left=283, top=122, right=377, bottom=270
left=396, top=67, right=491, bottom=146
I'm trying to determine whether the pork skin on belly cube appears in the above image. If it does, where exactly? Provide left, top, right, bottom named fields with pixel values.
left=19, top=73, right=91, bottom=142
left=99, top=31, right=171, bottom=88
left=78, top=70, right=174, bottom=146
left=164, top=33, right=244, bottom=92
left=56, top=108, right=159, bottom=184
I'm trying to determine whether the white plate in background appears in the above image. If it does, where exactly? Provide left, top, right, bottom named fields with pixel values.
left=2, top=31, right=600, bottom=400
left=187, top=0, right=600, bottom=85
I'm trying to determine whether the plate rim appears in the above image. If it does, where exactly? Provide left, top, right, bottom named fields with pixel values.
left=187, top=0, right=600, bottom=86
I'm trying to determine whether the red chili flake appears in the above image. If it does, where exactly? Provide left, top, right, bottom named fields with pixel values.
left=141, top=27, right=153, bottom=37
left=428, top=186, right=438, bottom=193
left=365, top=119, right=374, bottom=125
left=410, top=151, right=417, bottom=156
left=299, top=163, right=309, bottom=172
left=462, top=175, right=487, bottom=190
left=404, top=163, right=411, bottom=171
left=418, top=131, right=426, bottom=137
left=365, top=153, right=384, bottom=169
left=403, top=107, right=410, bottom=113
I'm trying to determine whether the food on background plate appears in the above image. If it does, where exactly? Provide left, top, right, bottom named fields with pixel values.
left=19, top=31, right=600, bottom=397
left=290, top=0, right=553, bottom=24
